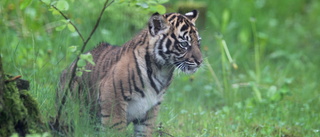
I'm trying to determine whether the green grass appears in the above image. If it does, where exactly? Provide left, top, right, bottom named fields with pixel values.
left=1, top=0, right=320, bottom=136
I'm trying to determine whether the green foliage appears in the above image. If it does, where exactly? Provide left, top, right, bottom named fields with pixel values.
left=56, top=0, right=69, bottom=11
left=1, top=0, right=320, bottom=136
left=20, top=0, right=33, bottom=9
left=120, top=0, right=168, bottom=14
left=76, top=53, right=95, bottom=76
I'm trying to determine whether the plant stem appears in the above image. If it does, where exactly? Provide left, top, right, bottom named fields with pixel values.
left=221, top=39, right=238, bottom=70
left=250, top=17, right=262, bottom=102
left=53, top=0, right=114, bottom=127
left=216, top=35, right=229, bottom=101
left=250, top=17, right=261, bottom=83
left=205, top=58, right=223, bottom=95
left=51, top=5, right=85, bottom=42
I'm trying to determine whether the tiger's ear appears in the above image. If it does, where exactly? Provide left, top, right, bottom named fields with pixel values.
left=148, top=13, right=169, bottom=36
left=185, top=10, right=199, bottom=25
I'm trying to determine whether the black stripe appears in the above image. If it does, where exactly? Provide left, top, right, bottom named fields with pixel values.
left=175, top=21, right=180, bottom=28
left=170, top=33, right=177, bottom=40
left=100, top=46, right=113, bottom=62
left=115, top=49, right=121, bottom=62
left=108, top=51, right=116, bottom=67
left=158, top=49, right=166, bottom=60
left=112, top=72, right=117, bottom=97
left=139, top=31, right=148, bottom=46
left=181, top=24, right=188, bottom=31
left=117, top=127, right=126, bottom=130
left=119, top=80, right=130, bottom=101
left=101, top=46, right=115, bottom=71
left=132, top=70, right=145, bottom=97
left=176, top=47, right=182, bottom=53
left=133, top=116, right=153, bottom=125
left=101, top=114, right=110, bottom=117
left=127, top=66, right=133, bottom=95
left=176, top=16, right=184, bottom=28
left=145, top=46, right=160, bottom=94
left=182, top=31, right=188, bottom=39
left=153, top=76, right=164, bottom=90
left=133, top=51, right=145, bottom=88
left=166, top=39, right=172, bottom=50
left=158, top=37, right=166, bottom=60
left=177, top=54, right=186, bottom=60
left=168, top=15, right=176, bottom=21
left=166, top=72, right=173, bottom=86
left=148, top=25, right=153, bottom=36
left=168, top=50, right=181, bottom=56
left=170, top=33, right=179, bottom=53
left=110, top=121, right=125, bottom=129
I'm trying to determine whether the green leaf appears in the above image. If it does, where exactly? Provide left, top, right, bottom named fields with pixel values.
left=56, top=0, right=69, bottom=11
left=80, top=53, right=89, bottom=59
left=222, top=106, right=230, bottom=114
left=280, top=88, right=289, bottom=94
left=26, top=133, right=41, bottom=137
left=76, top=71, right=83, bottom=77
left=68, top=46, right=77, bottom=52
left=84, top=69, right=92, bottom=72
left=148, top=1, right=157, bottom=5
left=222, top=10, right=230, bottom=23
left=42, top=0, right=51, bottom=5
left=77, top=59, right=87, bottom=67
left=221, top=9, right=230, bottom=32
left=136, top=2, right=149, bottom=9
left=55, top=24, right=66, bottom=31
left=155, top=4, right=166, bottom=14
left=270, top=92, right=281, bottom=101
left=42, top=132, right=51, bottom=137
left=10, top=133, right=19, bottom=137
left=49, top=7, right=60, bottom=15
left=67, top=23, right=75, bottom=32
left=158, top=0, right=169, bottom=4
left=80, top=53, right=95, bottom=66
left=87, top=60, right=95, bottom=65
left=20, top=0, right=33, bottom=9
left=60, top=19, right=69, bottom=23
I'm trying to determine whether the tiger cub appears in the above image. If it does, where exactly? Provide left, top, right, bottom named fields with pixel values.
left=59, top=10, right=202, bottom=136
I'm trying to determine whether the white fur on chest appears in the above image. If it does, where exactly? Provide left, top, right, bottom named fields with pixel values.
left=127, top=91, right=162, bottom=122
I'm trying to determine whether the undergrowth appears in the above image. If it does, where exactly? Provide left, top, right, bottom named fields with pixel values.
left=1, top=0, right=320, bottom=136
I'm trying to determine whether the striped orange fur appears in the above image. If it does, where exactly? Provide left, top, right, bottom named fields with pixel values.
left=59, top=10, right=202, bottom=137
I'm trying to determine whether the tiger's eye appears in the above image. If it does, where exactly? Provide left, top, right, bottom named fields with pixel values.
left=180, top=42, right=189, bottom=48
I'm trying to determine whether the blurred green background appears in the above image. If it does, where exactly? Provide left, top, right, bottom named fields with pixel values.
left=1, top=0, right=320, bottom=136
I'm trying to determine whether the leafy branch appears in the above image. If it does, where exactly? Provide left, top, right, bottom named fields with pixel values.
left=40, top=0, right=114, bottom=131
left=50, top=5, right=85, bottom=42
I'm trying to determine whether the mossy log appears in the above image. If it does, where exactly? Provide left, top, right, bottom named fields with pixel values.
left=0, top=56, right=46, bottom=136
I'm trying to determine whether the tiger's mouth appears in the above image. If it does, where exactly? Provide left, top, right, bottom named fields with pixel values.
left=174, top=61, right=200, bottom=74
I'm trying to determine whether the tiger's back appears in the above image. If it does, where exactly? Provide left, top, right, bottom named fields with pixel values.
left=59, top=42, right=123, bottom=105
left=59, top=10, right=203, bottom=137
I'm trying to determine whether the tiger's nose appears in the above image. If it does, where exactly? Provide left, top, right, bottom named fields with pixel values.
left=195, top=58, right=203, bottom=65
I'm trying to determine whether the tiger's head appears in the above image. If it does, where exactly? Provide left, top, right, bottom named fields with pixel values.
left=148, top=10, right=202, bottom=74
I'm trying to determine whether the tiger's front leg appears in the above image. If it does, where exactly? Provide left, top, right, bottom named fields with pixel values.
left=99, top=80, right=130, bottom=130
left=133, top=104, right=160, bottom=137
left=99, top=98, right=128, bottom=130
